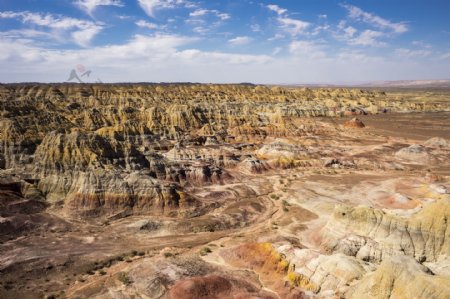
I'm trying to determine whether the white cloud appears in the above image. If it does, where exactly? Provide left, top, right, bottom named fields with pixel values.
left=0, top=11, right=103, bottom=47
left=342, top=4, right=408, bottom=34
left=72, top=25, right=103, bottom=47
left=74, top=0, right=124, bottom=15
left=0, top=34, right=272, bottom=82
left=289, top=40, right=327, bottom=58
left=335, top=16, right=393, bottom=47
left=174, top=49, right=271, bottom=65
left=395, top=48, right=432, bottom=58
left=266, top=5, right=310, bottom=36
left=0, top=29, right=54, bottom=40
left=312, top=24, right=330, bottom=36
left=190, top=9, right=208, bottom=17
left=335, top=20, right=384, bottom=47
left=0, top=38, right=45, bottom=62
left=138, top=0, right=189, bottom=18
left=349, top=30, right=387, bottom=47
left=136, top=20, right=159, bottom=29
left=412, top=40, right=432, bottom=49
left=189, top=8, right=230, bottom=21
left=228, top=36, right=251, bottom=46
left=185, top=17, right=204, bottom=25
left=272, top=47, right=282, bottom=55
left=216, top=12, right=230, bottom=21
left=267, top=4, right=287, bottom=16
left=441, top=52, right=450, bottom=60
left=1, top=34, right=449, bottom=84
left=335, top=21, right=357, bottom=40
left=336, top=50, right=382, bottom=63
left=185, top=7, right=230, bottom=35
left=342, top=26, right=357, bottom=38
left=278, top=17, right=310, bottom=36
left=251, top=24, right=261, bottom=32
left=0, top=11, right=95, bottom=30
left=268, top=33, right=284, bottom=41
left=192, top=26, right=208, bottom=34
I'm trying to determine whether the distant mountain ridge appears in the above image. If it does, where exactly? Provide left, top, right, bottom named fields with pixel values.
left=280, top=79, right=450, bottom=89
left=358, top=79, right=450, bottom=88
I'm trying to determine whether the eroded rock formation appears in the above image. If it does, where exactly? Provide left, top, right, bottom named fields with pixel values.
left=1, top=84, right=449, bottom=299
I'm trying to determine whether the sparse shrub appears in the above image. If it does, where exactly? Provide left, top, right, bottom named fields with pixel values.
left=287, top=272, right=317, bottom=291
left=282, top=201, right=290, bottom=212
left=200, top=247, right=212, bottom=256
left=99, top=270, right=107, bottom=276
left=101, top=259, right=112, bottom=268
left=287, top=272, right=299, bottom=285
left=278, top=260, right=290, bottom=272
left=164, top=252, right=173, bottom=258
left=282, top=200, right=290, bottom=206
left=117, top=272, right=131, bottom=285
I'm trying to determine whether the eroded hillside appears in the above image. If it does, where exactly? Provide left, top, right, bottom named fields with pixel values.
left=1, top=84, right=449, bottom=299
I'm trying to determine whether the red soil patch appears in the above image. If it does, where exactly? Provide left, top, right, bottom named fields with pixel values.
left=343, top=118, right=365, bottom=128
left=377, top=194, right=420, bottom=209
left=168, top=274, right=276, bottom=299
left=220, top=243, right=308, bottom=299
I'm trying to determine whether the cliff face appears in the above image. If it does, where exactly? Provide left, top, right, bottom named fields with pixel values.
left=34, top=130, right=148, bottom=173
left=321, top=198, right=450, bottom=263
left=346, top=255, right=450, bottom=299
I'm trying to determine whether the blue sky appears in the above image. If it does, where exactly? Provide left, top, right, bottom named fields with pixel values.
left=0, top=0, right=449, bottom=83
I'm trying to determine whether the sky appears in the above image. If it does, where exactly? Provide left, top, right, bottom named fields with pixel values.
left=0, top=0, right=449, bottom=83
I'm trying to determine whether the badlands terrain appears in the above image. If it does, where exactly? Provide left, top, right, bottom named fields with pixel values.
left=0, top=83, right=449, bottom=299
